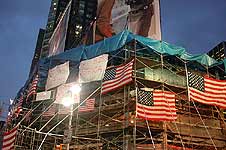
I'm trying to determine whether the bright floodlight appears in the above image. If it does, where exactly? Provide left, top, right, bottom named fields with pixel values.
left=62, top=96, right=74, bottom=107
left=70, top=84, right=81, bottom=94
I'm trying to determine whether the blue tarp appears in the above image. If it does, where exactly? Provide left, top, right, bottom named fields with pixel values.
left=44, top=30, right=220, bottom=67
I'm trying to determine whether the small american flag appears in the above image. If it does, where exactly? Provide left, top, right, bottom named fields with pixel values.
left=2, top=127, right=17, bottom=150
left=188, top=72, right=226, bottom=109
left=15, top=95, right=23, bottom=117
left=43, top=104, right=57, bottom=117
left=79, top=98, right=95, bottom=112
left=101, top=59, right=134, bottom=94
left=136, top=89, right=177, bottom=121
left=26, top=74, right=39, bottom=101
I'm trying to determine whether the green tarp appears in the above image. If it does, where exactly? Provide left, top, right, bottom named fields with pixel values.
left=45, top=30, right=220, bottom=68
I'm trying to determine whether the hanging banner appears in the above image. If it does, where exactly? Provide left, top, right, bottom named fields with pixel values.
left=79, top=54, right=108, bottom=83
left=48, top=2, right=71, bottom=56
left=36, top=91, right=53, bottom=101
left=55, top=82, right=80, bottom=105
left=45, top=61, right=70, bottom=90
left=96, top=0, right=161, bottom=41
left=128, top=0, right=161, bottom=40
left=96, top=0, right=129, bottom=41
left=111, top=0, right=130, bottom=34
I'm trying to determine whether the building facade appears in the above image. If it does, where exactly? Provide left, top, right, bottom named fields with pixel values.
left=41, top=0, right=70, bottom=58
left=40, top=0, right=97, bottom=58
left=29, top=28, right=45, bottom=77
left=207, top=41, right=226, bottom=61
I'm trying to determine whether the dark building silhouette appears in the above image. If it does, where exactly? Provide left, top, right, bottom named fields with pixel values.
left=41, top=0, right=70, bottom=58
left=40, top=0, right=97, bottom=58
left=29, top=28, right=45, bottom=77
left=207, top=41, right=226, bottom=61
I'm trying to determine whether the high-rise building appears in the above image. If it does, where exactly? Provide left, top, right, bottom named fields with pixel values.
left=40, top=0, right=97, bottom=58
left=6, top=1, right=226, bottom=149
left=41, top=0, right=70, bottom=58
left=207, top=41, right=226, bottom=61
left=29, top=28, right=45, bottom=77
left=65, top=0, right=97, bottom=49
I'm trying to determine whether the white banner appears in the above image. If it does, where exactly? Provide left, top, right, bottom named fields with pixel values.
left=79, top=54, right=108, bottom=83
left=36, top=91, right=53, bottom=101
left=55, top=82, right=80, bottom=104
left=46, top=61, right=70, bottom=90
left=48, top=2, right=71, bottom=57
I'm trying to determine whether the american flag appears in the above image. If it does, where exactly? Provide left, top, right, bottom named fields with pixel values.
left=2, top=127, right=17, bottom=150
left=136, top=89, right=177, bottom=121
left=26, top=74, right=39, bottom=101
left=43, top=104, right=57, bottom=117
left=15, top=95, right=23, bottom=117
left=101, top=59, right=134, bottom=94
left=188, top=72, right=226, bottom=109
left=79, top=99, right=95, bottom=112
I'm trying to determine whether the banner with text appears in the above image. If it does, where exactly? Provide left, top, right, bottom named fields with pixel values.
left=46, top=61, right=70, bottom=90
left=79, top=54, right=108, bottom=83
left=36, top=91, right=53, bottom=101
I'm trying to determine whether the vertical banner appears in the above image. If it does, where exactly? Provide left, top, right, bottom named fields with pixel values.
left=96, top=0, right=129, bottom=41
left=48, top=1, right=71, bottom=57
left=111, top=0, right=130, bottom=34
left=46, top=61, right=70, bottom=90
left=96, top=0, right=161, bottom=41
left=128, top=0, right=161, bottom=40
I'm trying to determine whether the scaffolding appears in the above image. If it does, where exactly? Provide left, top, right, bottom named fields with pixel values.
left=9, top=39, right=226, bottom=150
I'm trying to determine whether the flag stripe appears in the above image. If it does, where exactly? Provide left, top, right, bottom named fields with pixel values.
left=26, top=75, right=39, bottom=101
left=136, top=90, right=177, bottom=121
left=2, top=127, right=17, bottom=150
left=189, top=73, right=226, bottom=109
left=43, top=105, right=57, bottom=116
left=101, top=60, right=134, bottom=94
left=137, top=114, right=177, bottom=121
left=190, top=88, right=226, bottom=100
left=79, top=99, right=95, bottom=112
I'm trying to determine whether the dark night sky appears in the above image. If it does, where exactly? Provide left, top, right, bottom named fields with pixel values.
left=0, top=0, right=226, bottom=118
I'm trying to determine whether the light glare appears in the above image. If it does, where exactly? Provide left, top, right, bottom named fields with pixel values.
left=62, top=96, right=73, bottom=107
left=70, top=84, right=81, bottom=94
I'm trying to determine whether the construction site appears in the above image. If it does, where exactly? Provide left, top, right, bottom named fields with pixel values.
left=4, top=30, right=225, bottom=149
left=1, top=0, right=226, bottom=150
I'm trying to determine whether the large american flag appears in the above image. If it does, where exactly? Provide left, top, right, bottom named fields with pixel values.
left=26, top=74, right=39, bottom=101
left=2, top=127, right=17, bottom=150
left=79, top=99, right=95, bottom=112
left=101, top=59, right=134, bottom=94
left=136, top=89, right=177, bottom=121
left=188, top=72, right=226, bottom=109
